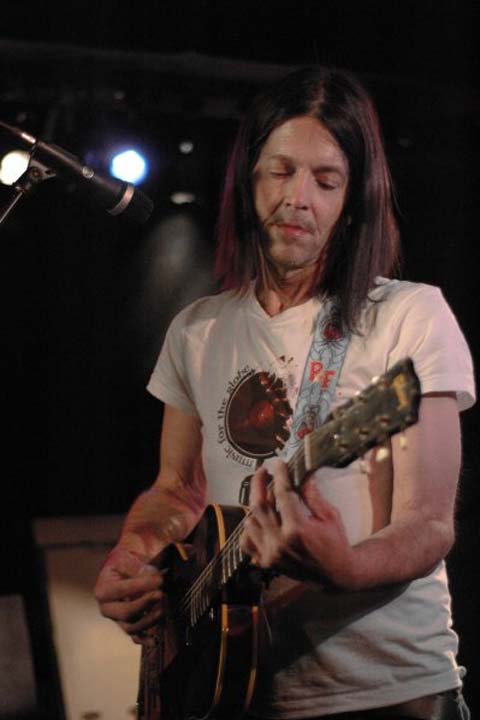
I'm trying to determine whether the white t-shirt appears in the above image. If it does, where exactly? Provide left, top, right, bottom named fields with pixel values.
left=147, top=279, right=475, bottom=718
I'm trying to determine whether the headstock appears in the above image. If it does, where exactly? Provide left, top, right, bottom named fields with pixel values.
left=290, top=358, right=421, bottom=485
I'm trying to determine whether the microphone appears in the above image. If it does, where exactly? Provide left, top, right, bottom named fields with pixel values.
left=0, top=119, right=154, bottom=224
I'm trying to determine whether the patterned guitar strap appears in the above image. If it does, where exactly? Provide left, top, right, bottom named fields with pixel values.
left=239, top=298, right=350, bottom=504
left=281, top=297, right=350, bottom=461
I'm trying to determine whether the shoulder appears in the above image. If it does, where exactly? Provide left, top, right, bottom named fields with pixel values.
left=369, top=277, right=443, bottom=307
left=168, top=289, right=242, bottom=335
left=363, top=277, right=467, bottom=345
left=360, top=279, right=475, bottom=410
left=361, top=278, right=450, bottom=330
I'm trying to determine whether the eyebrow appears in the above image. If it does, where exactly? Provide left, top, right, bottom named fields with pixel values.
left=267, top=153, right=347, bottom=179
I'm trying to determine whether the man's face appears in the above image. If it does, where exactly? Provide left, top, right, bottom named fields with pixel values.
left=253, top=116, right=349, bottom=276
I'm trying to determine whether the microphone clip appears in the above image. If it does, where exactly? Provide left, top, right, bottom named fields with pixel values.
left=0, top=155, right=57, bottom=227
left=16, top=154, right=57, bottom=194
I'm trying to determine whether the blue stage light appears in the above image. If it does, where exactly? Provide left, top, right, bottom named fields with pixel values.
left=110, top=149, right=148, bottom=185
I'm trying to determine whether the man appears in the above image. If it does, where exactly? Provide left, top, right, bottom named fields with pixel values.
left=95, top=67, right=475, bottom=718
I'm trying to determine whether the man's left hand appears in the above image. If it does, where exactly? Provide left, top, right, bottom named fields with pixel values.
left=240, top=460, right=355, bottom=589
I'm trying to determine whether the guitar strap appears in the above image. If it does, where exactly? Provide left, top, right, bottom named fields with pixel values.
left=281, top=297, right=350, bottom=460
left=238, top=298, right=350, bottom=504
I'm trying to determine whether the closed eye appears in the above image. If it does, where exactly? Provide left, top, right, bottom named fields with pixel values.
left=316, top=180, right=338, bottom=190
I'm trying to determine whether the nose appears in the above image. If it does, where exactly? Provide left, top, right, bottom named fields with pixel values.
left=285, top=170, right=312, bottom=209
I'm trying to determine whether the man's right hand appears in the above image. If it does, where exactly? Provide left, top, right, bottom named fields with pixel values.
left=94, top=547, right=166, bottom=643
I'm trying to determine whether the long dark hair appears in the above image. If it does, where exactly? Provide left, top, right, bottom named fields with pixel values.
left=215, top=66, right=400, bottom=332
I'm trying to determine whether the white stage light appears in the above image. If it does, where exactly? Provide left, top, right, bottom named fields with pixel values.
left=170, top=191, right=196, bottom=205
left=110, top=149, right=148, bottom=185
left=179, top=140, right=194, bottom=154
left=0, top=150, right=30, bottom=185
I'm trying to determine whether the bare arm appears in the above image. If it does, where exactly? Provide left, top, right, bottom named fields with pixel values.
left=94, top=404, right=206, bottom=637
left=118, top=404, right=206, bottom=557
left=241, top=393, right=461, bottom=590
left=345, top=392, right=459, bottom=588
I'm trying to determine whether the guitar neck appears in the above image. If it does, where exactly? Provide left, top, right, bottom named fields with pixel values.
left=181, top=358, right=420, bottom=627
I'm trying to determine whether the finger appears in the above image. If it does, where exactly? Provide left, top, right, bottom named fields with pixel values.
left=241, top=511, right=284, bottom=569
left=106, top=549, right=154, bottom=578
left=119, top=561, right=164, bottom=584
left=131, top=631, right=158, bottom=646
left=271, top=460, right=300, bottom=507
left=131, top=634, right=148, bottom=645
left=239, top=528, right=259, bottom=561
left=271, top=458, right=293, bottom=492
left=300, top=478, right=335, bottom=520
left=240, top=511, right=262, bottom=552
left=271, top=461, right=313, bottom=533
left=266, top=484, right=275, bottom=506
left=139, top=562, right=164, bottom=577
left=241, top=514, right=277, bottom=560
left=118, top=610, right=164, bottom=644
left=249, top=466, right=271, bottom=507
left=118, top=600, right=165, bottom=636
left=99, top=589, right=164, bottom=623
left=249, top=500, right=281, bottom=531
left=95, top=571, right=165, bottom=604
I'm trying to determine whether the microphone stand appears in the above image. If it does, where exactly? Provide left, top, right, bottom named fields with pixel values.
left=0, top=155, right=56, bottom=227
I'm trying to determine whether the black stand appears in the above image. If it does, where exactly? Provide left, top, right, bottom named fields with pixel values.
left=0, top=156, right=56, bottom=227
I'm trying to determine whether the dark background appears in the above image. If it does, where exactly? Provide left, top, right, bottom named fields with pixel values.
left=1, top=1, right=478, bottom=717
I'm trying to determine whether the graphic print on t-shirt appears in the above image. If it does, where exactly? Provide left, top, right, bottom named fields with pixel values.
left=216, top=362, right=294, bottom=466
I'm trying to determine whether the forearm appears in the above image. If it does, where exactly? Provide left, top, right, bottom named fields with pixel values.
left=117, top=485, right=204, bottom=559
left=116, top=407, right=207, bottom=560
left=339, top=394, right=460, bottom=591
left=342, top=512, right=454, bottom=591
left=95, top=406, right=206, bottom=638
left=243, top=395, right=460, bottom=591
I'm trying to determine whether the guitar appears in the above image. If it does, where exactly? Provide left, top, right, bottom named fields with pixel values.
left=137, top=357, right=421, bottom=720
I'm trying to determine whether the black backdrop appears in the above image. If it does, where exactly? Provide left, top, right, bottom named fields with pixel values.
left=1, top=1, right=478, bottom=716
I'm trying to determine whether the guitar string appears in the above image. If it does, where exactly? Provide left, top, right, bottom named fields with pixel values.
left=180, top=396, right=364, bottom=616
left=178, top=414, right=346, bottom=621
left=179, top=399, right=357, bottom=621
left=182, top=458, right=300, bottom=609
left=179, top=437, right=309, bottom=620
left=177, top=367, right=413, bottom=625
left=178, top=392, right=360, bottom=615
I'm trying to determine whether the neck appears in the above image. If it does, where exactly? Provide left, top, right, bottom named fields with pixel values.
left=256, top=266, right=318, bottom=317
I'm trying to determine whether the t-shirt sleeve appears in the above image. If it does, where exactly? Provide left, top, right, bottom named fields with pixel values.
left=146, top=310, right=200, bottom=417
left=385, top=284, right=476, bottom=411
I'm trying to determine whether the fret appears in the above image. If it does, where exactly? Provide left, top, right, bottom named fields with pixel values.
left=179, top=359, right=420, bottom=631
left=201, top=586, right=208, bottom=617
left=227, top=543, right=232, bottom=579
left=304, top=432, right=313, bottom=472
left=291, top=448, right=306, bottom=488
left=308, top=424, right=331, bottom=469
left=203, top=594, right=207, bottom=619
left=222, top=555, right=227, bottom=584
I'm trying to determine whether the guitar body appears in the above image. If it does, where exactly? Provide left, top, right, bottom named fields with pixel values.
left=138, top=504, right=262, bottom=720
left=136, top=359, right=421, bottom=720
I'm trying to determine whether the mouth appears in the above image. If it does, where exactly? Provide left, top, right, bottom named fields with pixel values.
left=276, top=222, right=312, bottom=238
